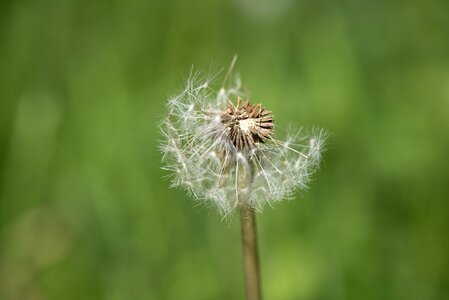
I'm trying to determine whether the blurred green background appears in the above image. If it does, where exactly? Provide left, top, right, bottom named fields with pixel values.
left=1, top=0, right=448, bottom=299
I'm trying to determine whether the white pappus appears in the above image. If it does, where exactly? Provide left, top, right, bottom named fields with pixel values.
left=160, top=69, right=327, bottom=216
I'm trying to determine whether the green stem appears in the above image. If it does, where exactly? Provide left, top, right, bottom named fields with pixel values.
left=239, top=205, right=262, bottom=300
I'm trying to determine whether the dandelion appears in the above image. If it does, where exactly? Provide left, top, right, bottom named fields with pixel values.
left=160, top=58, right=326, bottom=300
left=160, top=72, right=326, bottom=216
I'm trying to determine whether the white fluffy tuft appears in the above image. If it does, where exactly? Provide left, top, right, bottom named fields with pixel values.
left=160, top=70, right=327, bottom=216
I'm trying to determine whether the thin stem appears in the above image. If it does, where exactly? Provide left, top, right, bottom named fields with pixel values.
left=222, top=54, right=238, bottom=88
left=239, top=205, right=262, bottom=300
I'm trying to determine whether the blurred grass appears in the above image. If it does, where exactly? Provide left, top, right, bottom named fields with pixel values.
left=1, top=0, right=449, bottom=299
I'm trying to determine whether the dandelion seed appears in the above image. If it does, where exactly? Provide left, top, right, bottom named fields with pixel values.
left=160, top=69, right=327, bottom=216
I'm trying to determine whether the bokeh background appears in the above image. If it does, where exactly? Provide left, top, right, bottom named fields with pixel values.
left=1, top=0, right=448, bottom=299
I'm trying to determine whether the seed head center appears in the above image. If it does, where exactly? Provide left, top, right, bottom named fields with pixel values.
left=238, top=118, right=255, bottom=134
left=220, top=97, right=274, bottom=152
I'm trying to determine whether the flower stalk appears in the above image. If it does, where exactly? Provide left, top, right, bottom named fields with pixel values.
left=240, top=205, right=262, bottom=300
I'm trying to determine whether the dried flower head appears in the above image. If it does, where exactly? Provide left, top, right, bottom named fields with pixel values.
left=220, top=97, right=274, bottom=152
left=160, top=69, right=326, bottom=216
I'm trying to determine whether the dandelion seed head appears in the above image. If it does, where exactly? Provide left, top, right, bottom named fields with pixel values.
left=160, top=69, right=327, bottom=216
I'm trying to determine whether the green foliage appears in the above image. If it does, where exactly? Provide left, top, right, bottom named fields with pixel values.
left=0, top=0, right=448, bottom=299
